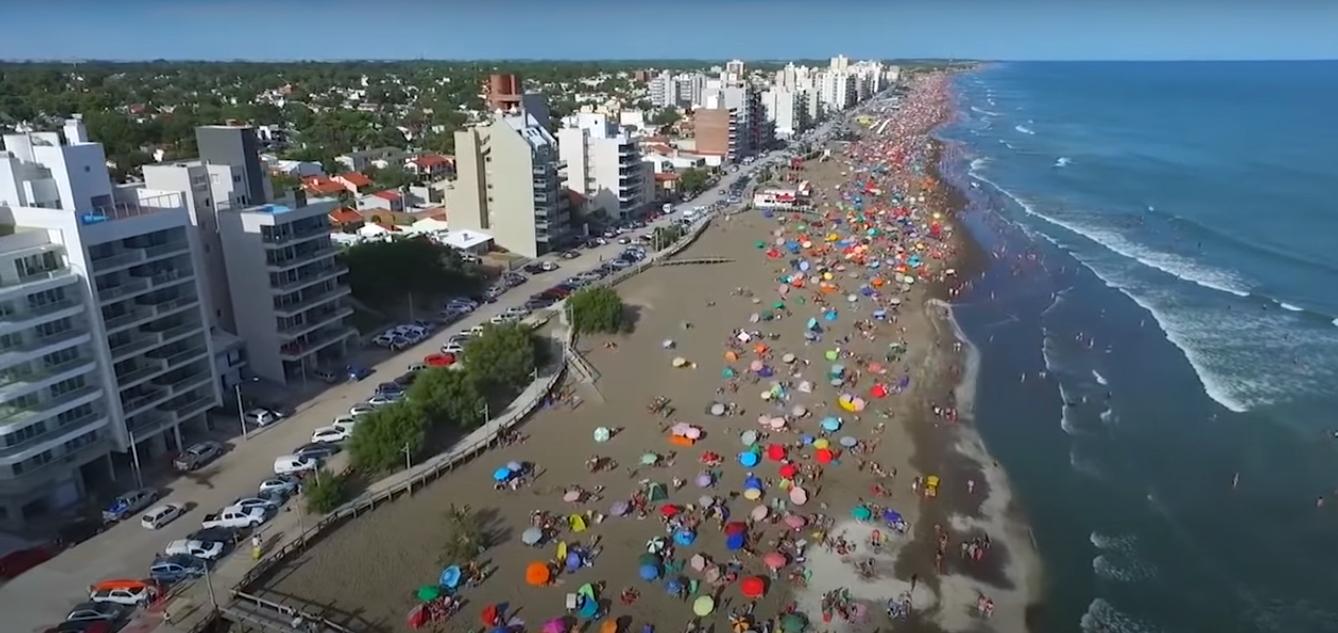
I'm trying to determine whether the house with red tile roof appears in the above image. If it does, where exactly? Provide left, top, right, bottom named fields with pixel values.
left=358, top=189, right=406, bottom=213
left=405, top=153, right=455, bottom=179
left=334, top=171, right=373, bottom=194
left=327, top=206, right=364, bottom=231
left=302, top=176, right=346, bottom=197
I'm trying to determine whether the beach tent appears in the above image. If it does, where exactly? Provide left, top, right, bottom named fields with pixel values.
left=568, top=514, right=588, bottom=532
left=645, top=482, right=668, bottom=501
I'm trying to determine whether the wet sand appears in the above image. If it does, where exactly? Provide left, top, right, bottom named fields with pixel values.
left=253, top=79, right=1041, bottom=633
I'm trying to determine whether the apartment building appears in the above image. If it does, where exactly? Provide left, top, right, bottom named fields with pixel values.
left=648, top=72, right=678, bottom=108
left=447, top=111, right=572, bottom=258
left=819, top=71, right=858, bottom=112
left=557, top=113, right=653, bottom=220
left=0, top=121, right=219, bottom=527
left=217, top=198, right=353, bottom=385
left=692, top=108, right=737, bottom=163
left=762, top=88, right=809, bottom=140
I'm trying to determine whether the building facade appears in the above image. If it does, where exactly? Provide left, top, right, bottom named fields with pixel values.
left=557, top=114, right=653, bottom=220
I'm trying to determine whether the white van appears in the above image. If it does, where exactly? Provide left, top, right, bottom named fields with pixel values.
left=273, top=455, right=319, bottom=476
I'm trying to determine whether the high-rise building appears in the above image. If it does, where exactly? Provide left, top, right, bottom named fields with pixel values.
left=447, top=110, right=572, bottom=257
left=692, top=108, right=737, bottom=162
left=217, top=198, right=354, bottom=384
left=195, top=126, right=272, bottom=208
left=486, top=73, right=524, bottom=111
left=0, top=122, right=220, bottom=528
left=648, top=72, right=678, bottom=108
left=819, top=71, right=858, bottom=112
left=762, top=88, right=809, bottom=139
left=724, top=59, right=746, bottom=86
left=676, top=73, right=707, bottom=108
left=557, top=114, right=653, bottom=220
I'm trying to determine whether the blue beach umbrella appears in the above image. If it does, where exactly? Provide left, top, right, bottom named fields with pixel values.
left=665, top=578, right=684, bottom=595
left=821, top=417, right=841, bottom=432
left=738, top=451, right=760, bottom=468
left=566, top=551, right=583, bottom=572
left=440, top=565, right=461, bottom=588
left=725, top=533, right=746, bottom=551
left=674, top=529, right=697, bottom=546
left=492, top=467, right=512, bottom=482
left=744, top=476, right=764, bottom=491
left=578, top=598, right=600, bottom=620
left=640, top=563, right=661, bottom=580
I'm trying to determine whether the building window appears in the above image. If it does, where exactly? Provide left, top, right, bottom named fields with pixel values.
left=42, top=347, right=80, bottom=368
left=3, top=421, right=47, bottom=448
left=34, top=317, right=72, bottom=339
left=48, top=376, right=87, bottom=398
left=0, top=332, right=22, bottom=349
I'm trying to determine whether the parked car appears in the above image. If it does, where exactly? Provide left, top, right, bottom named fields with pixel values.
left=229, top=496, right=281, bottom=512
left=139, top=503, right=186, bottom=530
left=200, top=505, right=266, bottom=530
left=375, top=381, right=404, bottom=396
left=49, top=620, right=117, bottom=633
left=292, top=443, right=339, bottom=461
left=164, top=539, right=225, bottom=561
left=489, top=314, right=516, bottom=325
left=560, top=250, right=581, bottom=260
left=173, top=441, right=222, bottom=472
left=393, top=371, right=418, bottom=387
left=441, top=342, right=465, bottom=355
left=101, top=488, right=158, bottom=523
left=64, top=601, right=128, bottom=623
left=346, top=365, right=372, bottom=381
left=54, top=518, right=103, bottom=550
left=272, top=455, right=320, bottom=476
left=243, top=408, right=283, bottom=427
left=88, top=580, right=158, bottom=606
left=366, top=393, right=401, bottom=407
left=310, top=426, right=349, bottom=444
left=523, top=262, right=546, bottom=274
left=524, top=297, right=554, bottom=311
left=313, top=367, right=343, bottom=384
left=349, top=404, right=375, bottom=417
left=257, top=475, right=300, bottom=497
left=148, top=555, right=207, bottom=583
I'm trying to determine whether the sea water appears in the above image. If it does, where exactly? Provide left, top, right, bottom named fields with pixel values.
left=936, top=62, right=1338, bottom=633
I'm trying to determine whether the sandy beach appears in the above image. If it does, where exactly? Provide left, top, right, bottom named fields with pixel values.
left=251, top=71, right=1042, bottom=633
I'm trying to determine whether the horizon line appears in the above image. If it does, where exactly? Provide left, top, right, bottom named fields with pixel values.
left=2, top=57, right=1337, bottom=65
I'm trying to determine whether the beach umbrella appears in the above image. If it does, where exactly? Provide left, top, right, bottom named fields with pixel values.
left=763, top=551, right=787, bottom=570
left=750, top=505, right=769, bottom=521
left=563, top=489, right=583, bottom=502
left=798, top=381, right=813, bottom=393
left=710, top=403, right=726, bottom=416
left=789, top=487, right=809, bottom=505
left=663, top=339, right=675, bottom=349
left=758, top=366, right=775, bottom=378
left=641, top=452, right=660, bottom=465
left=783, top=514, right=807, bottom=529
left=782, top=353, right=797, bottom=363
left=660, top=504, right=683, bottom=518
left=672, top=357, right=689, bottom=368
left=820, top=416, right=841, bottom=432
left=646, top=481, right=668, bottom=501
left=743, top=488, right=762, bottom=501
left=760, top=390, right=772, bottom=401
left=699, top=495, right=716, bottom=507
left=640, top=563, right=661, bottom=581
left=741, top=576, right=766, bottom=599
left=766, top=444, right=787, bottom=461
left=725, top=533, right=746, bottom=551
left=416, top=585, right=441, bottom=602
left=738, top=451, right=760, bottom=467
left=813, top=438, right=830, bottom=450
left=690, top=554, right=709, bottom=572
left=791, top=404, right=807, bottom=417
left=542, top=619, right=567, bottom=633
left=824, top=350, right=838, bottom=361
left=725, top=521, right=748, bottom=535
left=507, top=461, right=523, bottom=472
left=883, top=509, right=903, bottom=524
left=666, top=577, right=685, bottom=596
left=683, top=426, right=703, bottom=440
left=749, top=359, right=764, bottom=372
left=870, top=384, right=889, bottom=399
left=440, top=565, right=462, bottom=589
left=851, top=505, right=873, bottom=521
left=740, top=430, right=758, bottom=446
left=566, top=551, right=584, bottom=572
left=674, top=529, right=697, bottom=546
left=721, top=367, right=736, bottom=379
left=839, top=436, right=858, bottom=448
left=705, top=565, right=723, bottom=584
left=481, top=604, right=501, bottom=626
left=522, top=527, right=544, bottom=545
left=695, top=472, right=714, bottom=488
left=492, top=467, right=512, bottom=482
left=593, top=426, right=611, bottom=443
left=694, top=595, right=716, bottom=616
left=780, top=613, right=808, bottom=633
left=779, top=463, right=799, bottom=479
left=525, top=561, right=551, bottom=586
left=610, top=501, right=629, bottom=516
left=769, top=417, right=787, bottom=430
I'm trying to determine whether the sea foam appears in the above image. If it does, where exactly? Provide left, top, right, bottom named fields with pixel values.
left=1015, top=124, right=1036, bottom=135
left=1055, top=157, right=1071, bottom=168
left=1081, top=598, right=1163, bottom=633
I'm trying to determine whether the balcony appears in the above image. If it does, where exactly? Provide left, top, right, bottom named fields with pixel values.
left=150, top=371, right=211, bottom=398
left=262, top=221, right=329, bottom=248
left=0, top=435, right=112, bottom=493
left=278, top=306, right=354, bottom=339
left=0, top=385, right=102, bottom=428
left=129, top=268, right=190, bottom=290
left=0, top=356, right=96, bottom=400
left=0, top=269, right=78, bottom=298
left=159, top=346, right=208, bottom=370
left=0, top=329, right=91, bottom=366
left=0, top=298, right=84, bottom=332
left=273, top=284, right=351, bottom=317
left=271, top=265, right=348, bottom=293
left=109, top=335, right=159, bottom=361
left=0, top=410, right=106, bottom=459
left=158, top=391, right=216, bottom=424
left=114, top=358, right=168, bottom=387
left=102, top=308, right=155, bottom=333
left=97, top=278, right=150, bottom=304
left=138, top=295, right=199, bottom=320
left=89, top=240, right=190, bottom=274
left=121, top=386, right=169, bottom=415
left=266, top=244, right=338, bottom=272
left=279, top=326, right=355, bottom=361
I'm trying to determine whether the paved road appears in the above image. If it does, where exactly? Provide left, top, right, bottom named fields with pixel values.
left=0, top=146, right=791, bottom=633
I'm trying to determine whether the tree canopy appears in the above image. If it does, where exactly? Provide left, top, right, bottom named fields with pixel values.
left=678, top=167, right=712, bottom=197
left=337, top=237, right=483, bottom=306
left=567, top=287, right=626, bottom=334
left=463, top=323, right=537, bottom=395
left=303, top=469, right=347, bottom=514
left=650, top=108, right=682, bottom=127
left=347, top=402, right=426, bottom=473
left=408, top=367, right=485, bottom=428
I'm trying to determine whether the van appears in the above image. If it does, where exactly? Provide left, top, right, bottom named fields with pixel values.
left=273, top=455, right=319, bottom=476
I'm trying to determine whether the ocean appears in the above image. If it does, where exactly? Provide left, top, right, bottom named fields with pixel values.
left=935, top=62, right=1338, bottom=633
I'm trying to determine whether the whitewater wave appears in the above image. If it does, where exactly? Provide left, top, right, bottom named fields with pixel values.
left=1015, top=124, right=1036, bottom=135
left=1099, top=407, right=1117, bottom=426
left=1280, top=302, right=1303, bottom=312
left=1092, top=369, right=1108, bottom=385
left=1090, top=531, right=1137, bottom=551
left=970, top=105, right=1001, bottom=117
left=1093, top=554, right=1157, bottom=582
left=1055, top=157, right=1071, bottom=168
left=1081, top=598, right=1163, bottom=633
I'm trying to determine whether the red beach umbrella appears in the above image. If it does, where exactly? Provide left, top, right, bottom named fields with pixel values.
left=660, top=504, right=682, bottom=518
left=740, top=576, right=767, bottom=599
left=779, top=464, right=799, bottom=479
left=766, top=444, right=787, bottom=462
left=724, top=521, right=748, bottom=535
left=815, top=448, right=835, bottom=464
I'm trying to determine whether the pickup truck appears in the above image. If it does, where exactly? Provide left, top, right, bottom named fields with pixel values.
left=102, top=487, right=159, bottom=523
left=199, top=505, right=266, bottom=530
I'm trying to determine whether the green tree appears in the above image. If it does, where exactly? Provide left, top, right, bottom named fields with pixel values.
left=566, top=287, right=625, bottom=334
left=651, top=224, right=685, bottom=250
left=367, top=162, right=414, bottom=190
left=337, top=237, right=483, bottom=306
left=347, top=403, right=426, bottom=472
left=409, top=367, right=485, bottom=428
left=650, top=108, right=681, bottom=127
left=438, top=504, right=490, bottom=564
left=463, top=324, right=536, bottom=395
left=678, top=167, right=711, bottom=197
left=303, top=469, right=347, bottom=514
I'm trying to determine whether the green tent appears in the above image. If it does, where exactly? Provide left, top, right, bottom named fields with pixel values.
left=646, top=481, right=668, bottom=501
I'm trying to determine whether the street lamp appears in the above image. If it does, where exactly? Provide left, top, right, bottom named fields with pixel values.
left=234, top=377, right=261, bottom=440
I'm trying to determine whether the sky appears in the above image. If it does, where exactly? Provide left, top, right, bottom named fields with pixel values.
left=4, top=0, right=1338, bottom=62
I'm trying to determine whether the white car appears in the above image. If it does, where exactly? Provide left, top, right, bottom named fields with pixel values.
left=230, top=496, right=281, bottom=512
left=90, top=585, right=156, bottom=606
left=311, top=426, right=350, bottom=444
left=273, top=455, right=320, bottom=476
left=258, top=476, right=300, bottom=497
left=243, top=408, right=282, bottom=427
left=489, top=314, right=516, bottom=325
left=468, top=325, right=487, bottom=336
left=366, top=393, right=401, bottom=407
left=442, top=343, right=465, bottom=355
left=503, top=306, right=531, bottom=319
left=140, top=503, right=185, bottom=530
left=349, top=404, right=376, bottom=417
left=165, top=538, right=225, bottom=560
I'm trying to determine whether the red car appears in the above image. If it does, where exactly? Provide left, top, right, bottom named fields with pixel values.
left=0, top=545, right=54, bottom=579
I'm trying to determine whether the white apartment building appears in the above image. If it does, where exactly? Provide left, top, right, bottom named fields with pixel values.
left=677, top=73, right=707, bottom=109
left=648, top=72, right=678, bottom=108
left=819, top=71, right=858, bottom=112
left=0, top=121, right=220, bottom=527
left=724, top=59, right=746, bottom=86
left=557, top=113, right=653, bottom=220
left=447, top=111, right=573, bottom=258
left=217, top=198, right=353, bottom=385
left=761, top=88, right=810, bottom=139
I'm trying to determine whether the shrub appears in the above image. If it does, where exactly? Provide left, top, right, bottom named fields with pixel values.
left=567, top=286, right=625, bottom=334
left=303, top=469, right=347, bottom=514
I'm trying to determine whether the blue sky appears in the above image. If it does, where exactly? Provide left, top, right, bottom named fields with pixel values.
left=5, top=0, right=1337, bottom=61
